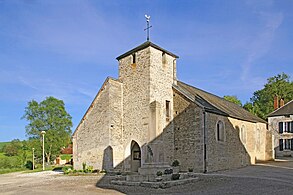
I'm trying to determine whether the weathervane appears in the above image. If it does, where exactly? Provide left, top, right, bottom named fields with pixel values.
left=144, top=15, right=152, bottom=41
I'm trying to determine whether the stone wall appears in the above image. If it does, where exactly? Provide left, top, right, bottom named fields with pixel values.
left=173, top=91, right=203, bottom=172
left=118, top=46, right=176, bottom=169
left=206, top=114, right=271, bottom=172
left=73, top=78, right=122, bottom=171
left=172, top=89, right=272, bottom=173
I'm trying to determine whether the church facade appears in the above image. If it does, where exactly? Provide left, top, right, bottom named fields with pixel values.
left=72, top=41, right=273, bottom=173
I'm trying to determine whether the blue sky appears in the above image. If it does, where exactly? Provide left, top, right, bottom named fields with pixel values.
left=0, top=0, right=292, bottom=142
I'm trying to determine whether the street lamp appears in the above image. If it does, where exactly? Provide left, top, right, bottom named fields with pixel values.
left=41, top=130, right=46, bottom=171
left=32, top=148, right=35, bottom=170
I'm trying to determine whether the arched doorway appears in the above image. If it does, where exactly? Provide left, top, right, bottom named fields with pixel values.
left=130, top=141, right=141, bottom=172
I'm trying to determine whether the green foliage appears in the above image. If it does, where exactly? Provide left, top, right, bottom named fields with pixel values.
left=22, top=96, right=73, bottom=163
left=171, top=173, right=180, bottom=180
left=156, top=171, right=163, bottom=176
left=25, top=160, right=33, bottom=170
left=62, top=166, right=73, bottom=174
left=0, top=168, right=26, bottom=174
left=245, top=73, right=293, bottom=119
left=60, top=154, right=72, bottom=160
left=82, top=162, right=86, bottom=171
left=223, top=95, right=242, bottom=106
left=85, top=166, right=94, bottom=173
left=172, top=160, right=180, bottom=167
left=2, top=139, right=22, bottom=156
left=0, top=142, right=10, bottom=152
left=0, top=154, right=22, bottom=168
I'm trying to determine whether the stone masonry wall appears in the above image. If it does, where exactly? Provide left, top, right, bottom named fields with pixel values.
left=149, top=47, right=176, bottom=165
left=73, top=78, right=122, bottom=171
left=118, top=46, right=176, bottom=168
left=206, top=114, right=271, bottom=172
left=205, top=114, right=250, bottom=172
left=118, top=47, right=151, bottom=170
left=173, top=91, right=203, bottom=172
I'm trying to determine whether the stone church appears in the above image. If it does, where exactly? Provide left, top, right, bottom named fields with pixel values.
left=72, top=41, right=272, bottom=173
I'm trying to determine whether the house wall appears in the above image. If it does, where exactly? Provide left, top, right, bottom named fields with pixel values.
left=73, top=78, right=123, bottom=171
left=268, top=115, right=293, bottom=157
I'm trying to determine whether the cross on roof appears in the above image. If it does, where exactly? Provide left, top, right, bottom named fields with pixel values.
left=144, top=15, right=152, bottom=41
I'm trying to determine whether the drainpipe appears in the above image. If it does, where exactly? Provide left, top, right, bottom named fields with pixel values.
left=203, top=110, right=207, bottom=173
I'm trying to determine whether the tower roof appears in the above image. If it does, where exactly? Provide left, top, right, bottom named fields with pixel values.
left=116, top=41, right=179, bottom=60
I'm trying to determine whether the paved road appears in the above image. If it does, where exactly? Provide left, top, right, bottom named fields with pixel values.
left=1, top=159, right=293, bottom=194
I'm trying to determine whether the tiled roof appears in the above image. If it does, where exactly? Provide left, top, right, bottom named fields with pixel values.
left=175, top=81, right=266, bottom=123
left=267, top=100, right=293, bottom=117
left=116, top=41, right=179, bottom=60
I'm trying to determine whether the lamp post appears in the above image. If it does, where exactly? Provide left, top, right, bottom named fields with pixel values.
left=32, top=148, right=35, bottom=170
left=41, top=130, right=46, bottom=171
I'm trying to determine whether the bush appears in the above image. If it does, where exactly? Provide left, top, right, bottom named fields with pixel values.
left=172, top=160, right=180, bottom=167
left=164, top=169, right=173, bottom=175
left=85, top=166, right=93, bottom=173
left=62, top=166, right=72, bottom=174
left=156, top=171, right=163, bottom=177
left=0, top=155, right=22, bottom=169
left=171, top=173, right=180, bottom=180
left=25, top=161, right=33, bottom=170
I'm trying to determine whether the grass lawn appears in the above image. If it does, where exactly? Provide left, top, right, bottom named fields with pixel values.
left=0, top=168, right=27, bottom=174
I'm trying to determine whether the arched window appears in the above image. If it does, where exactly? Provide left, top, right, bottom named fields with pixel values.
left=216, top=120, right=225, bottom=142
left=240, top=125, right=246, bottom=144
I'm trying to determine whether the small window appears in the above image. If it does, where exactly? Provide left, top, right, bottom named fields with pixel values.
left=162, top=52, right=166, bottom=64
left=132, top=53, right=136, bottom=64
left=166, top=100, right=171, bottom=121
left=216, top=120, right=225, bottom=142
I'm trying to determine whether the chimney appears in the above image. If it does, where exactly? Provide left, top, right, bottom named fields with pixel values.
left=274, top=95, right=279, bottom=110
left=280, top=98, right=285, bottom=107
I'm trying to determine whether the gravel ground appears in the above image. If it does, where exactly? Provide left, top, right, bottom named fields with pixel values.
left=1, top=159, right=293, bottom=195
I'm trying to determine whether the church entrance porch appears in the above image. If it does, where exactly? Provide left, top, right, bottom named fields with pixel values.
left=130, top=141, right=141, bottom=172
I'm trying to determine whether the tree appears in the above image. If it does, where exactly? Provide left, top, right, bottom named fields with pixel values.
left=223, top=95, right=242, bottom=106
left=245, top=73, right=293, bottom=120
left=3, top=139, right=22, bottom=156
left=22, top=96, right=72, bottom=163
